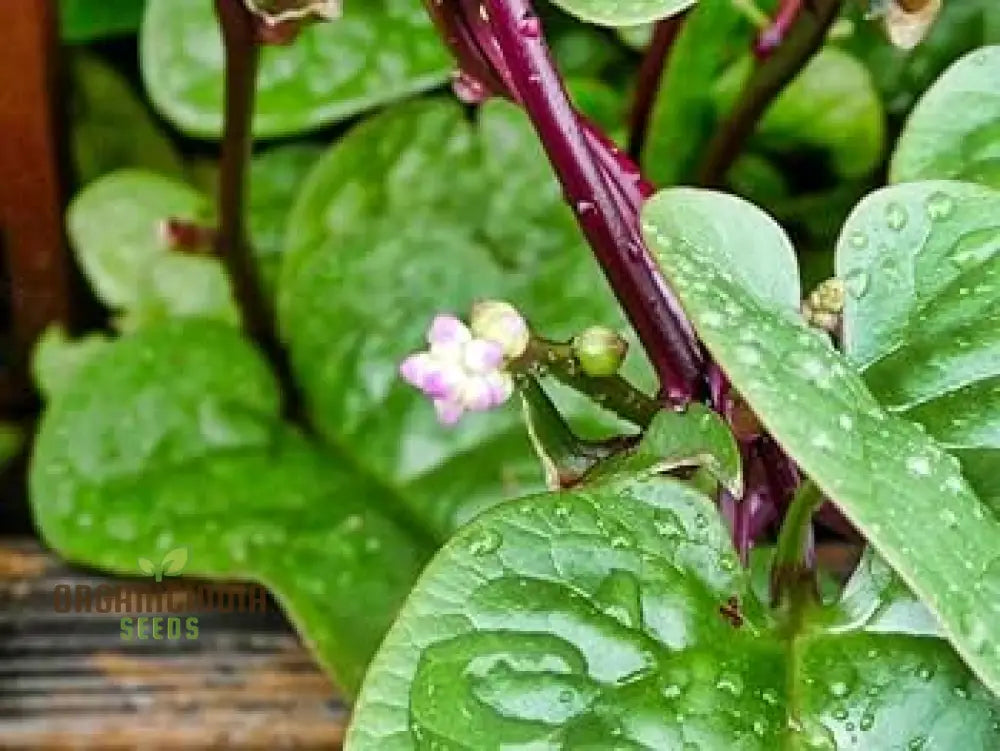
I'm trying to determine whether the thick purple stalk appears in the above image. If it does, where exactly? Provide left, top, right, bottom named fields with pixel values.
left=426, top=0, right=702, bottom=402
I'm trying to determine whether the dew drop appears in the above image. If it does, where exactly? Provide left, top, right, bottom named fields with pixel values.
left=828, top=681, right=849, bottom=698
left=716, top=671, right=744, bottom=697
left=467, top=529, right=502, bottom=556
left=859, top=713, right=875, bottom=732
left=885, top=202, right=908, bottom=231
left=735, top=344, right=762, bottom=365
left=701, top=311, right=725, bottom=329
left=450, top=69, right=488, bottom=104
left=908, top=735, right=928, bottom=751
left=575, top=200, right=596, bottom=216
left=662, top=683, right=682, bottom=699
left=842, top=268, right=870, bottom=298
left=905, top=454, right=932, bottom=477
left=925, top=191, right=955, bottom=221
left=850, top=230, right=870, bottom=249
left=518, top=11, right=541, bottom=37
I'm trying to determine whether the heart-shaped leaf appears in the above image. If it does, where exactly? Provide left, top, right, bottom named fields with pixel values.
left=551, top=0, right=697, bottom=27
left=30, top=319, right=430, bottom=693
left=66, top=170, right=234, bottom=324
left=139, top=0, right=450, bottom=139
left=68, top=149, right=318, bottom=326
left=891, top=45, right=1000, bottom=189
left=32, top=325, right=111, bottom=399
left=837, top=180, right=1000, bottom=510
left=279, top=99, right=650, bottom=539
left=347, top=472, right=1000, bottom=748
left=642, top=187, right=1000, bottom=696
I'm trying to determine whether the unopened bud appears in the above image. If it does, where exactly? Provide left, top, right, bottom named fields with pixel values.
left=883, top=0, right=941, bottom=50
left=572, top=326, right=628, bottom=378
left=469, top=300, right=530, bottom=359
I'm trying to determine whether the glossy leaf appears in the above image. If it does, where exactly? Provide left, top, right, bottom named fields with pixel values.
left=715, top=48, right=885, bottom=179
left=69, top=53, right=184, bottom=185
left=60, top=0, right=144, bottom=43
left=30, top=319, right=429, bottom=693
left=837, top=180, right=1000, bottom=510
left=642, top=186, right=1000, bottom=697
left=67, top=152, right=314, bottom=324
left=551, top=0, right=696, bottom=27
left=891, top=46, right=1000, bottom=189
left=249, top=143, right=325, bottom=293
left=279, top=99, right=648, bottom=538
left=348, top=473, right=1000, bottom=748
left=32, top=325, right=111, bottom=399
left=140, top=0, right=450, bottom=139
left=66, top=170, right=234, bottom=322
left=592, top=405, right=742, bottom=495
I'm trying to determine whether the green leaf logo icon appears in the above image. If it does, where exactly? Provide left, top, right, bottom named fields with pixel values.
left=137, top=547, right=189, bottom=582
left=160, top=547, right=188, bottom=577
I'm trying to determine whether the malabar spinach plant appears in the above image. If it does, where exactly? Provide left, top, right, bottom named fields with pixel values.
left=32, top=0, right=1000, bottom=746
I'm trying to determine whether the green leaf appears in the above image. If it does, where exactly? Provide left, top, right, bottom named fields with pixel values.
left=30, top=319, right=429, bottom=693
left=32, top=325, right=112, bottom=400
left=716, top=48, right=886, bottom=179
left=550, top=0, right=696, bottom=27
left=60, top=0, right=145, bottom=43
left=249, top=143, right=325, bottom=294
left=347, top=475, right=1000, bottom=748
left=594, top=405, right=742, bottom=495
left=69, top=52, right=184, bottom=186
left=642, top=0, right=753, bottom=184
left=136, top=557, right=157, bottom=577
left=891, top=46, right=1000, bottom=189
left=279, top=99, right=649, bottom=539
left=139, top=0, right=450, bottom=139
left=66, top=170, right=235, bottom=324
left=642, top=186, right=1000, bottom=697
left=836, top=180, right=1000, bottom=511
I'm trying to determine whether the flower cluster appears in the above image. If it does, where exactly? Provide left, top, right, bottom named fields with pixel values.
left=399, top=301, right=529, bottom=426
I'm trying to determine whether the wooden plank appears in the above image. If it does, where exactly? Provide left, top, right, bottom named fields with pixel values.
left=0, top=0, right=74, bottom=411
left=0, top=540, right=347, bottom=749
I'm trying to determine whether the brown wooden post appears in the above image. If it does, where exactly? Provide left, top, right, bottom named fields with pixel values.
left=0, top=0, right=73, bottom=412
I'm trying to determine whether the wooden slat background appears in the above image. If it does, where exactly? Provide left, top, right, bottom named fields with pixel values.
left=0, top=539, right=346, bottom=749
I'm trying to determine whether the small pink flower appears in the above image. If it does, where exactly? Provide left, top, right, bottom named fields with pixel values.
left=400, top=305, right=527, bottom=426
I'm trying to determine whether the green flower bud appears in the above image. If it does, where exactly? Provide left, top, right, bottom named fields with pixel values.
left=469, top=300, right=530, bottom=358
left=572, top=326, right=628, bottom=377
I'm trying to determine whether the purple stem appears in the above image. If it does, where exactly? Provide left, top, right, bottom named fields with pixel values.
left=755, top=0, right=804, bottom=58
left=425, top=0, right=703, bottom=402
left=485, top=0, right=702, bottom=401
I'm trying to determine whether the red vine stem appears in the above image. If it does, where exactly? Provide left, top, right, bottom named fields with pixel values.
left=426, top=0, right=702, bottom=403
